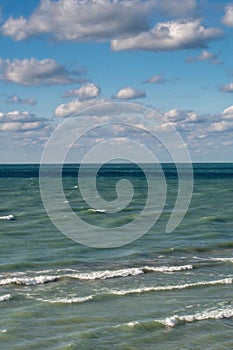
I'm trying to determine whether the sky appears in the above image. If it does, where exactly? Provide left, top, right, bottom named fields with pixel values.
left=0, top=0, right=233, bottom=163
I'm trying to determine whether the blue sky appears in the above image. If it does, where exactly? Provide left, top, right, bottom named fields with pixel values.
left=1, top=0, right=233, bottom=162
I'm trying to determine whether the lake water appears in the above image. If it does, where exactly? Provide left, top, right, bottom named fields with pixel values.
left=0, top=163, right=233, bottom=349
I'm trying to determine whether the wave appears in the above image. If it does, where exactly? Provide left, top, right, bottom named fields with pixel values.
left=86, top=208, right=106, bottom=213
left=37, top=277, right=232, bottom=305
left=0, top=214, right=14, bottom=220
left=114, top=306, right=233, bottom=331
left=0, top=275, right=58, bottom=286
left=193, top=256, right=233, bottom=265
left=210, top=257, right=233, bottom=263
left=68, top=267, right=144, bottom=280
left=0, top=294, right=12, bottom=302
left=162, top=307, right=233, bottom=327
left=0, top=264, right=194, bottom=286
left=45, top=295, right=93, bottom=304
left=110, top=277, right=233, bottom=296
left=200, top=215, right=227, bottom=223
left=66, top=264, right=193, bottom=281
left=143, top=265, right=193, bottom=273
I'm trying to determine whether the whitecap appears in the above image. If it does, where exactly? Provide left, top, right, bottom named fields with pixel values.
left=114, top=306, right=233, bottom=330
left=211, top=257, right=233, bottom=263
left=110, top=277, right=233, bottom=296
left=87, top=208, right=106, bottom=213
left=143, top=265, right=193, bottom=273
left=161, top=307, right=233, bottom=328
left=0, top=264, right=195, bottom=286
left=0, top=214, right=15, bottom=220
left=68, top=267, right=143, bottom=280
left=46, top=295, right=93, bottom=304
left=65, top=264, right=194, bottom=281
left=0, top=275, right=57, bottom=286
left=0, top=294, right=12, bottom=302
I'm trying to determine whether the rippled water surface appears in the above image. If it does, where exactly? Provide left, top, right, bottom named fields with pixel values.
left=0, top=163, right=233, bottom=349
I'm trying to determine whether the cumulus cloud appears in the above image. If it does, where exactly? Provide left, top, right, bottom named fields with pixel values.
left=113, top=87, right=146, bottom=100
left=222, top=5, right=233, bottom=27
left=144, top=74, right=165, bottom=84
left=164, top=108, right=200, bottom=123
left=219, top=82, right=233, bottom=93
left=155, top=0, right=197, bottom=17
left=164, top=109, right=185, bottom=122
left=1, top=0, right=198, bottom=43
left=0, top=122, right=44, bottom=132
left=0, top=58, right=84, bottom=86
left=54, top=98, right=145, bottom=118
left=54, top=98, right=109, bottom=118
left=5, top=94, right=37, bottom=105
left=222, top=106, right=233, bottom=119
left=208, top=121, right=233, bottom=133
left=63, top=83, right=101, bottom=99
left=1, top=0, right=150, bottom=42
left=52, top=100, right=233, bottom=162
left=0, top=110, right=47, bottom=132
left=185, top=50, right=221, bottom=64
left=111, top=19, right=222, bottom=51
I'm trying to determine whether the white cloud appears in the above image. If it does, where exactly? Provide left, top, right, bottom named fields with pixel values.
left=54, top=98, right=109, bottom=118
left=184, top=111, right=200, bottom=123
left=5, top=94, right=37, bottom=105
left=219, top=82, right=233, bottom=93
left=208, top=121, right=233, bottom=133
left=63, top=83, right=101, bottom=99
left=111, top=19, right=222, bottom=51
left=1, top=0, right=150, bottom=42
left=0, top=58, right=83, bottom=86
left=155, top=0, right=197, bottom=17
left=164, top=108, right=200, bottom=123
left=0, top=122, right=44, bottom=132
left=0, top=110, right=47, bottom=132
left=222, top=105, right=233, bottom=119
left=144, top=74, right=165, bottom=84
left=164, top=109, right=184, bottom=121
left=55, top=98, right=145, bottom=118
left=185, top=50, right=221, bottom=64
left=1, top=0, right=198, bottom=43
left=222, top=5, right=233, bottom=27
left=114, top=87, right=146, bottom=100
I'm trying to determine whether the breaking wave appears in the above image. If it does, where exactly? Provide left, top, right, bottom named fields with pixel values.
left=45, top=295, right=93, bottom=304
left=0, top=275, right=58, bottom=286
left=115, top=307, right=233, bottom=330
left=162, top=307, right=233, bottom=327
left=110, top=278, right=233, bottom=296
left=0, top=264, right=193, bottom=286
left=0, top=294, right=12, bottom=302
left=0, top=214, right=14, bottom=220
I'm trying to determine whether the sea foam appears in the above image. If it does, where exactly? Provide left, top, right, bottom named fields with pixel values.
left=68, top=267, right=144, bottom=280
left=162, top=307, right=233, bottom=327
left=0, top=294, right=12, bottom=302
left=116, top=306, right=233, bottom=330
left=110, top=277, right=233, bottom=296
left=66, top=264, right=193, bottom=281
left=46, top=295, right=93, bottom=304
left=0, top=275, right=57, bottom=286
left=0, top=214, right=14, bottom=220
left=0, top=264, right=194, bottom=286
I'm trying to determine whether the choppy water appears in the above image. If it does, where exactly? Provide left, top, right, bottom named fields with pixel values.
left=0, top=163, right=233, bottom=349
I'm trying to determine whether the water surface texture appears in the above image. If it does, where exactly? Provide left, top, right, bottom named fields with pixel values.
left=0, top=164, right=233, bottom=349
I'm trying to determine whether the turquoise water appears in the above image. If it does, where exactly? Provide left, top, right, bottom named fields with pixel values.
left=0, top=164, right=233, bottom=349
